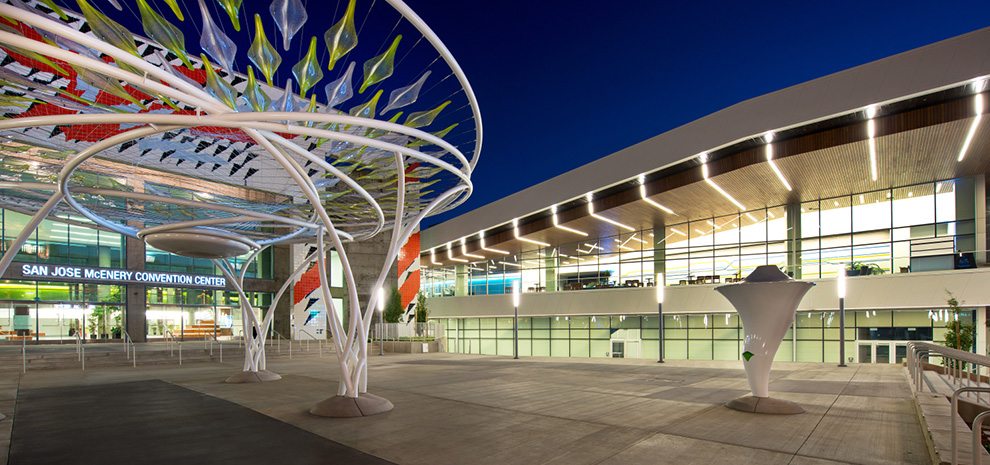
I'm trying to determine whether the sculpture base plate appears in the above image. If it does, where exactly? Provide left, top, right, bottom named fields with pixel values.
left=0, top=412, right=5, bottom=421
left=224, top=370, right=282, bottom=384
left=726, top=395, right=805, bottom=415
left=309, top=393, right=394, bottom=418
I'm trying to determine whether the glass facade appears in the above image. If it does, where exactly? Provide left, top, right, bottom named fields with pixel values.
left=0, top=207, right=274, bottom=342
left=423, top=178, right=975, bottom=297
left=438, top=308, right=973, bottom=363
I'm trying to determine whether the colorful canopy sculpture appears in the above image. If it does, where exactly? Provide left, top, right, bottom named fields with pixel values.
left=0, top=0, right=481, bottom=412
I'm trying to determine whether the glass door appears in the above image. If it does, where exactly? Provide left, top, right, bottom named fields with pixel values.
left=857, top=341, right=898, bottom=364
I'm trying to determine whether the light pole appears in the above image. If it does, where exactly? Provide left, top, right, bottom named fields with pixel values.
left=377, top=287, right=385, bottom=356
left=512, top=281, right=520, bottom=360
left=837, top=266, right=847, bottom=367
left=656, top=272, right=665, bottom=363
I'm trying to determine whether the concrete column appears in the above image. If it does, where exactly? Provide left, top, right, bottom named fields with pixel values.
left=954, top=176, right=978, bottom=257
left=786, top=203, right=802, bottom=279
left=124, top=233, right=146, bottom=342
left=978, top=306, right=988, bottom=356
left=454, top=264, right=467, bottom=296
left=544, top=253, right=558, bottom=292
left=343, top=232, right=397, bottom=324
left=976, top=175, right=987, bottom=265
left=271, top=244, right=293, bottom=337
left=652, top=222, right=666, bottom=281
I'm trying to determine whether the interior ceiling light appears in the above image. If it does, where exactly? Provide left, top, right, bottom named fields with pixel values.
left=866, top=105, right=879, bottom=181
left=550, top=205, right=588, bottom=236
left=512, top=218, right=550, bottom=247
left=478, top=231, right=510, bottom=255
left=586, top=193, right=635, bottom=231
left=429, top=248, right=440, bottom=265
left=446, top=242, right=468, bottom=263
left=670, top=227, right=687, bottom=236
left=583, top=243, right=602, bottom=251
left=629, top=235, right=646, bottom=244
left=638, top=174, right=675, bottom=215
left=700, top=152, right=747, bottom=211
left=764, top=131, right=792, bottom=191
left=460, top=237, right=484, bottom=259
left=613, top=237, right=634, bottom=251
left=957, top=92, right=984, bottom=162
left=501, top=261, right=521, bottom=267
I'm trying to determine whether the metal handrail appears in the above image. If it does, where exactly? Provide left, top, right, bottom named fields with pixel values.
left=122, top=329, right=136, bottom=367
left=974, top=410, right=990, bottom=465
left=908, top=342, right=990, bottom=465
left=907, top=342, right=990, bottom=399
left=162, top=326, right=177, bottom=358
left=952, top=387, right=990, bottom=465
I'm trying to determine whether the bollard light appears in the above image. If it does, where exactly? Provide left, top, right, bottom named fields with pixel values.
left=656, top=272, right=665, bottom=363
left=512, top=281, right=520, bottom=359
left=377, top=287, right=385, bottom=356
left=837, top=266, right=847, bottom=367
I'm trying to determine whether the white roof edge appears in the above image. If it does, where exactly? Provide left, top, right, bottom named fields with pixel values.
left=422, top=26, right=990, bottom=250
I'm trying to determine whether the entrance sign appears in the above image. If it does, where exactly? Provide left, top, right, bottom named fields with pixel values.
left=14, top=263, right=226, bottom=288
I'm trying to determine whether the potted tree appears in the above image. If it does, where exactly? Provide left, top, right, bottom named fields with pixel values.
left=415, top=292, right=429, bottom=337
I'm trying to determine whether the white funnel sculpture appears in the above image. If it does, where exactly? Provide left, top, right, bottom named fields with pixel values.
left=715, top=265, right=814, bottom=414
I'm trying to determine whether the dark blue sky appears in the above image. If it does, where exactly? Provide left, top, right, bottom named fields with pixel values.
left=412, top=0, right=990, bottom=227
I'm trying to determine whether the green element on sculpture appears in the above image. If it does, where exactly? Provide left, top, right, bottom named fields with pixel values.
left=76, top=0, right=140, bottom=63
left=359, top=35, right=401, bottom=94
left=0, top=21, right=70, bottom=75
left=217, top=0, right=243, bottom=31
left=243, top=66, right=270, bottom=112
left=404, top=100, right=450, bottom=129
left=162, top=0, right=185, bottom=21
left=248, top=14, right=281, bottom=86
left=136, top=0, right=193, bottom=68
left=407, top=123, right=458, bottom=149
left=200, top=54, right=237, bottom=109
left=38, top=0, right=68, bottom=20
left=742, top=351, right=754, bottom=361
left=292, top=37, right=323, bottom=98
left=349, top=89, right=382, bottom=118
left=323, top=0, right=357, bottom=71
left=74, top=65, right=145, bottom=109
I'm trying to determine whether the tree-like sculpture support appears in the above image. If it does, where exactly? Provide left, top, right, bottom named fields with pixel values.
left=0, top=0, right=482, bottom=417
left=715, top=265, right=814, bottom=415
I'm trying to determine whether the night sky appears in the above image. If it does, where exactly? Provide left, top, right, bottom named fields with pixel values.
left=412, top=0, right=990, bottom=227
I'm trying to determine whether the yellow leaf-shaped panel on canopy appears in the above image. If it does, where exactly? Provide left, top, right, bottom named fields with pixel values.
left=324, top=0, right=357, bottom=71
left=359, top=35, right=401, bottom=94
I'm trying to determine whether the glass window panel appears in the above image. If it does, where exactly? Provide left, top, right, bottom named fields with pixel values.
left=893, top=184, right=935, bottom=228
left=713, top=340, right=739, bottom=360
left=740, top=211, right=767, bottom=244
left=688, top=340, right=713, bottom=360
left=767, top=207, right=787, bottom=241
left=820, top=196, right=852, bottom=237
left=935, top=180, right=959, bottom=223
left=590, top=339, right=610, bottom=357
left=800, top=201, right=820, bottom=239
left=853, top=190, right=891, bottom=232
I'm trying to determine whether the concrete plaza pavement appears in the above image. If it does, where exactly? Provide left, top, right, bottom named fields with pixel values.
left=1, top=351, right=928, bottom=465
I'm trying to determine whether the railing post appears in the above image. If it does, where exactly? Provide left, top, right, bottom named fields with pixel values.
left=81, top=346, right=85, bottom=371
left=973, top=410, right=990, bottom=465
left=219, top=341, right=222, bottom=363
left=179, top=341, right=182, bottom=366
left=21, top=338, right=26, bottom=373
